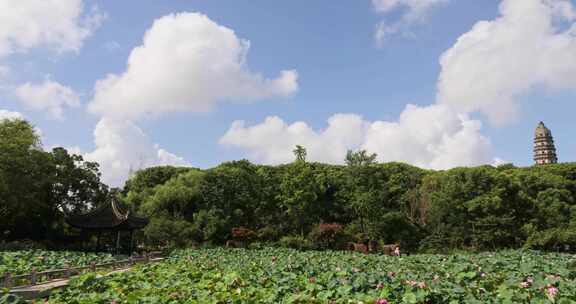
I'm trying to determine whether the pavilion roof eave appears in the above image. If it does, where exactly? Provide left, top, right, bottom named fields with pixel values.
left=66, top=200, right=149, bottom=231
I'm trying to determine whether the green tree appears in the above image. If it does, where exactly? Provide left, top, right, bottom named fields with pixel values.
left=0, top=118, right=55, bottom=240
left=293, top=145, right=307, bottom=163
left=51, top=147, right=109, bottom=215
left=200, top=160, right=263, bottom=231
left=140, top=170, right=205, bottom=246
left=277, top=162, right=320, bottom=236
left=345, top=149, right=377, bottom=167
left=340, top=151, right=384, bottom=237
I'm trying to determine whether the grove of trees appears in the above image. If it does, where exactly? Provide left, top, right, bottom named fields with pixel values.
left=123, top=149, right=576, bottom=253
left=0, top=119, right=110, bottom=244
left=3, top=117, right=576, bottom=253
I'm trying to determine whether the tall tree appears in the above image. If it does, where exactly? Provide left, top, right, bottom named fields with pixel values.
left=278, top=162, right=320, bottom=236
left=51, top=147, right=109, bottom=215
left=0, top=118, right=55, bottom=240
left=345, top=149, right=377, bottom=167
left=293, top=145, right=307, bottom=163
left=343, top=150, right=383, bottom=236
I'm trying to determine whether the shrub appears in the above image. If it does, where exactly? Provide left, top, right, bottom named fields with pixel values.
left=143, top=216, right=197, bottom=248
left=308, top=223, right=350, bottom=250
left=247, top=242, right=266, bottom=250
left=231, top=227, right=256, bottom=241
left=279, top=235, right=313, bottom=250
left=257, top=226, right=282, bottom=242
left=0, top=239, right=46, bottom=251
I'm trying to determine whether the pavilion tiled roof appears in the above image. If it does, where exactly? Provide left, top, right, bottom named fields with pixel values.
left=66, top=199, right=148, bottom=230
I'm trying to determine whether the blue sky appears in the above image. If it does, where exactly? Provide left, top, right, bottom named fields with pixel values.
left=1, top=0, right=576, bottom=186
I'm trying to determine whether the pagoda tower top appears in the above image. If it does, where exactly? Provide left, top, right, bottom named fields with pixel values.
left=533, top=121, right=557, bottom=165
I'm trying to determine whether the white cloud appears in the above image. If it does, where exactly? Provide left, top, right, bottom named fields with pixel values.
left=0, top=109, right=24, bottom=121
left=372, top=0, right=448, bottom=20
left=361, top=104, right=492, bottom=169
left=0, top=0, right=104, bottom=58
left=436, top=0, right=576, bottom=125
left=220, top=104, right=493, bottom=169
left=88, top=12, right=298, bottom=120
left=221, top=114, right=368, bottom=164
left=0, top=109, right=44, bottom=140
left=372, top=0, right=448, bottom=46
left=15, top=79, right=80, bottom=120
left=84, top=118, right=189, bottom=187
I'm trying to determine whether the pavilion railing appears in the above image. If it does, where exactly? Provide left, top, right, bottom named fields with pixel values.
left=1, top=252, right=163, bottom=289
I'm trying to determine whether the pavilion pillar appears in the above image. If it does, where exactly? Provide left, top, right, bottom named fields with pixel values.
left=96, top=230, right=102, bottom=251
left=129, top=230, right=134, bottom=256
left=115, top=230, right=121, bottom=255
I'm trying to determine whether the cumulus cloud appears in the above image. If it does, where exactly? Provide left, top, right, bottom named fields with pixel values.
left=221, top=114, right=368, bottom=164
left=0, top=109, right=24, bottom=121
left=88, top=12, right=298, bottom=120
left=15, top=79, right=80, bottom=120
left=84, top=118, right=190, bottom=186
left=362, top=104, right=492, bottom=169
left=0, top=0, right=104, bottom=58
left=372, top=0, right=449, bottom=46
left=437, top=0, right=576, bottom=125
left=220, top=104, right=493, bottom=169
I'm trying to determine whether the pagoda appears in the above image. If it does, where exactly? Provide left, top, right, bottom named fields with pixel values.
left=533, top=121, right=558, bottom=165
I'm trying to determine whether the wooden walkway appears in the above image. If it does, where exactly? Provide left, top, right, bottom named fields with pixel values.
left=6, top=257, right=164, bottom=300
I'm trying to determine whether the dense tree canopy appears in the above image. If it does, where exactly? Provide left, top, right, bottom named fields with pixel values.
left=0, top=118, right=109, bottom=242
left=121, top=155, right=576, bottom=252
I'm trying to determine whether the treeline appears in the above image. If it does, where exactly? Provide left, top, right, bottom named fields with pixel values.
left=3, top=118, right=576, bottom=253
left=0, top=119, right=110, bottom=243
left=122, top=152, right=576, bottom=252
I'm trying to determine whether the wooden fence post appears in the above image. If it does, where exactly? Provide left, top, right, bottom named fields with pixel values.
left=90, top=262, right=96, bottom=272
left=129, top=257, right=134, bottom=266
left=66, top=265, right=72, bottom=278
left=3, top=273, right=11, bottom=289
left=30, top=268, right=37, bottom=285
left=145, top=252, right=150, bottom=263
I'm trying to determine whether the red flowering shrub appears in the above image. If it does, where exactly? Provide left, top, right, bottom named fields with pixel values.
left=231, top=227, right=256, bottom=241
left=308, top=223, right=350, bottom=250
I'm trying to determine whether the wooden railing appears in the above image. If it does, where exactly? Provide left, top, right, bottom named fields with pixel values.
left=1, top=252, right=163, bottom=289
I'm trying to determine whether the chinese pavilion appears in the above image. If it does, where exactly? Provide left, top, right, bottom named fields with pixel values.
left=66, top=199, right=148, bottom=254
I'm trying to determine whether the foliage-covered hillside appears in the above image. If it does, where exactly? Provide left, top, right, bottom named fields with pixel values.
left=123, top=158, right=576, bottom=252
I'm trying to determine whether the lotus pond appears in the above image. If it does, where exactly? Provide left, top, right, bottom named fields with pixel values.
left=0, top=250, right=118, bottom=276
left=4, top=248, right=576, bottom=303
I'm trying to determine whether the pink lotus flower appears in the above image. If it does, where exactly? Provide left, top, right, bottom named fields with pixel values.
left=376, top=282, right=384, bottom=289
left=546, top=285, right=559, bottom=299
left=375, top=299, right=389, bottom=304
